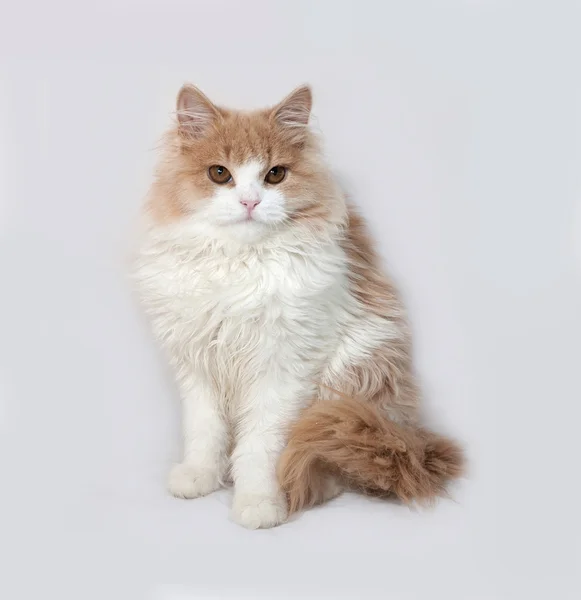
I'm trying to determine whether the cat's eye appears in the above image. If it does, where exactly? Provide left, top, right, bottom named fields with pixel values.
left=208, top=165, right=232, bottom=184
left=265, top=166, right=286, bottom=185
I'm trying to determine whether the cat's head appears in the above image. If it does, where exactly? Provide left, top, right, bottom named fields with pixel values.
left=150, top=84, right=344, bottom=243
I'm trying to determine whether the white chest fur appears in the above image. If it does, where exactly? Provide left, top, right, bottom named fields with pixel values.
left=134, top=224, right=348, bottom=409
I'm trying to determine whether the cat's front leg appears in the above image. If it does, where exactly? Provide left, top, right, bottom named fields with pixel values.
left=168, top=375, right=228, bottom=499
left=230, top=374, right=314, bottom=529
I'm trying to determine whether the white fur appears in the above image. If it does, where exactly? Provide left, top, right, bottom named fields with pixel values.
left=133, top=161, right=398, bottom=528
left=197, top=160, right=287, bottom=233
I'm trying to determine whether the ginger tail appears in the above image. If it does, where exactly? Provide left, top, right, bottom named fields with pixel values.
left=278, top=397, right=465, bottom=514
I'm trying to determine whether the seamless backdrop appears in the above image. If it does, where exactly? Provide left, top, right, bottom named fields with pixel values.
left=1, top=1, right=580, bottom=599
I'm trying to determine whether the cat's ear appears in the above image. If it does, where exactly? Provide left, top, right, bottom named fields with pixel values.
left=176, top=84, right=219, bottom=138
left=272, top=85, right=312, bottom=129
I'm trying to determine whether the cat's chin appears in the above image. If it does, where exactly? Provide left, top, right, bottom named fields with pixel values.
left=212, top=217, right=279, bottom=243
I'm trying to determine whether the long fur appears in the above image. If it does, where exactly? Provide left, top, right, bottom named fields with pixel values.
left=134, top=83, right=465, bottom=528
left=278, top=397, right=464, bottom=514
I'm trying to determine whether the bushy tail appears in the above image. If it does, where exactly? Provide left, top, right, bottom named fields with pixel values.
left=278, top=397, right=465, bottom=514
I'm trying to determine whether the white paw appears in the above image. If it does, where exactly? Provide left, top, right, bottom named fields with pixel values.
left=167, top=463, right=222, bottom=499
left=230, top=492, right=288, bottom=529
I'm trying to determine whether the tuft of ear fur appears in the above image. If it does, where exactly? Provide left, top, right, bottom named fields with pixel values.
left=272, top=85, right=312, bottom=129
left=176, top=84, right=219, bottom=138
left=278, top=397, right=465, bottom=514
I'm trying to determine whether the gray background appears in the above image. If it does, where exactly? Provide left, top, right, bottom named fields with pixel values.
left=1, top=1, right=580, bottom=598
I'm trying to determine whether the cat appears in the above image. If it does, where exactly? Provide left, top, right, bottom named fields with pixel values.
left=133, top=84, right=464, bottom=529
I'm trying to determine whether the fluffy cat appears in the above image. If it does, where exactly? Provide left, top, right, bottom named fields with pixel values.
left=133, top=84, right=464, bottom=529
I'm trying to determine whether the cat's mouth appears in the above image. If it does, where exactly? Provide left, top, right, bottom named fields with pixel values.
left=235, top=212, right=267, bottom=225
left=221, top=215, right=264, bottom=227
left=216, top=211, right=281, bottom=229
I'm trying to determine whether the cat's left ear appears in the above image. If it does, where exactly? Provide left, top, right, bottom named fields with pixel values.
left=272, top=85, right=312, bottom=129
left=176, top=84, right=219, bottom=138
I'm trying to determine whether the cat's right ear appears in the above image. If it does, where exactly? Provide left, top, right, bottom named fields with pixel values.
left=176, top=84, right=219, bottom=138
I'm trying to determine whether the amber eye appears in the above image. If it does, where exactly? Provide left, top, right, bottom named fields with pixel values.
left=208, top=165, right=232, bottom=184
left=265, top=166, right=286, bottom=184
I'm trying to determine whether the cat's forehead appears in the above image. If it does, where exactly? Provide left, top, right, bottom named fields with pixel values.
left=203, top=110, right=297, bottom=166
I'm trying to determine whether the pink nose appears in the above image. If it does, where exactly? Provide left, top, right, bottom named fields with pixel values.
left=240, top=198, right=261, bottom=212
